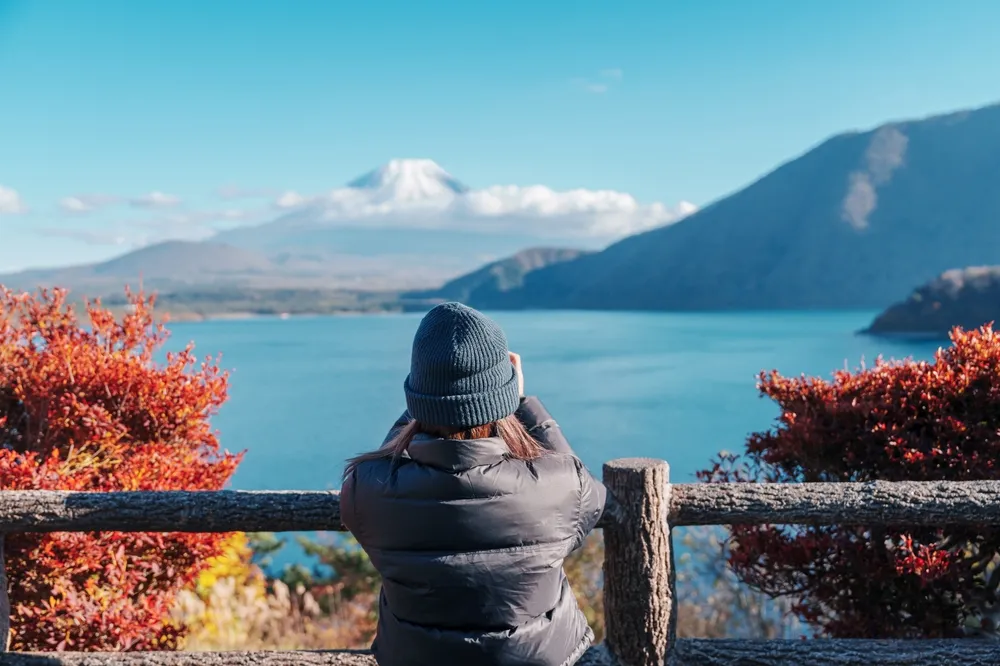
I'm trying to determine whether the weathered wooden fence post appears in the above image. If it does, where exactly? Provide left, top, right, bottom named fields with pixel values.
left=603, top=458, right=673, bottom=666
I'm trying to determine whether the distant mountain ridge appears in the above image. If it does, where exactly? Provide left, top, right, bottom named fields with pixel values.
left=484, top=103, right=1000, bottom=311
left=407, top=248, right=590, bottom=305
left=0, top=241, right=277, bottom=293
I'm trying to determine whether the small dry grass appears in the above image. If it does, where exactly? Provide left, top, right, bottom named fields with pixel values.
left=175, top=576, right=377, bottom=650
left=175, top=527, right=799, bottom=650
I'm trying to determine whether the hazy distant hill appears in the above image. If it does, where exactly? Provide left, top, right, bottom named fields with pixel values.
left=0, top=238, right=467, bottom=295
left=0, top=241, right=277, bottom=293
left=492, top=103, right=1000, bottom=311
left=864, top=266, right=1000, bottom=337
left=407, top=248, right=590, bottom=305
left=96, top=240, right=274, bottom=278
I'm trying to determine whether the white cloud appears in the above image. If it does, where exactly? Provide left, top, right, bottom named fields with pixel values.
left=283, top=164, right=695, bottom=239
left=40, top=207, right=258, bottom=250
left=40, top=227, right=129, bottom=246
left=60, top=197, right=92, bottom=213
left=216, top=208, right=249, bottom=221
left=451, top=185, right=693, bottom=237
left=575, top=80, right=609, bottom=94
left=216, top=185, right=277, bottom=200
left=149, top=209, right=249, bottom=226
left=59, top=193, right=120, bottom=213
left=0, top=186, right=27, bottom=214
left=840, top=126, right=908, bottom=230
left=275, top=191, right=310, bottom=209
left=130, top=191, right=181, bottom=208
left=574, top=68, right=624, bottom=94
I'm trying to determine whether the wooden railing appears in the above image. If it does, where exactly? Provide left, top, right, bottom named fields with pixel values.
left=1, top=458, right=1000, bottom=664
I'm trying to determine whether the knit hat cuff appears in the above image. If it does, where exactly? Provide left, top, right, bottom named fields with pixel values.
left=404, top=369, right=521, bottom=429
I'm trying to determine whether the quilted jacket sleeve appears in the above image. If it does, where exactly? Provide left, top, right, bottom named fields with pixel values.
left=515, top=396, right=573, bottom=454
left=515, top=396, right=607, bottom=547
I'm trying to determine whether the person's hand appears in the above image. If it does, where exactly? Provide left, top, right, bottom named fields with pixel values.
left=509, top=351, right=525, bottom=398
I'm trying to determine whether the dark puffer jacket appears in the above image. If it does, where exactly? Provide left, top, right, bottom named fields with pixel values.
left=341, top=396, right=607, bottom=666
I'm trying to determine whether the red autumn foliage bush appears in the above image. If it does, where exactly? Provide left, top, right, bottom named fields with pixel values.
left=0, top=287, right=241, bottom=650
left=700, top=325, right=1000, bottom=638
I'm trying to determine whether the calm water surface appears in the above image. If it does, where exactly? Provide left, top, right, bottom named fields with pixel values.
left=164, top=311, right=941, bottom=492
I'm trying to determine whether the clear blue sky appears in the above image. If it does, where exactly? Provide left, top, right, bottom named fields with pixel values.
left=2, top=0, right=1000, bottom=271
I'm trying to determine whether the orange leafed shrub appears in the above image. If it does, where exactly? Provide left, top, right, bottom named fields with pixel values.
left=0, top=287, right=242, bottom=650
left=701, top=325, right=1000, bottom=638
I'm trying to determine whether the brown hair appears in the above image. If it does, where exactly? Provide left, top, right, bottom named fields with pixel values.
left=344, top=414, right=543, bottom=479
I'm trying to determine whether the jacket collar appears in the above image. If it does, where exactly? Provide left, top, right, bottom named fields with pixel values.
left=405, top=433, right=509, bottom=471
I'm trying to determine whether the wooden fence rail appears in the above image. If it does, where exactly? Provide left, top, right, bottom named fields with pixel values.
left=4, top=478, right=1000, bottom=533
left=0, top=459, right=999, bottom=665
left=3, top=640, right=1000, bottom=665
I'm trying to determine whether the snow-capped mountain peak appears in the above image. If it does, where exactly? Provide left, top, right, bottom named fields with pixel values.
left=258, top=158, right=695, bottom=240
left=346, top=159, right=469, bottom=204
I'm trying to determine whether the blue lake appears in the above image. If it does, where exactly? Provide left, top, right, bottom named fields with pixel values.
left=163, top=311, right=941, bottom=566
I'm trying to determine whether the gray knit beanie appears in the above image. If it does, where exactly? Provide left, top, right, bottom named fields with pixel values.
left=404, top=302, right=520, bottom=429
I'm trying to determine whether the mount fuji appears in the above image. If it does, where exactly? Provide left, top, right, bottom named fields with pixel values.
left=211, top=158, right=695, bottom=287
left=345, top=158, right=470, bottom=202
